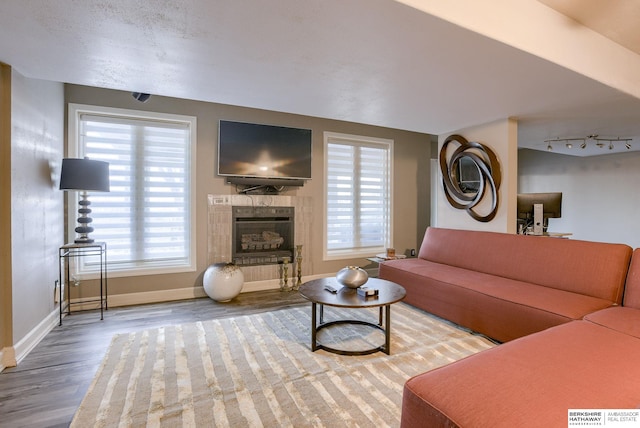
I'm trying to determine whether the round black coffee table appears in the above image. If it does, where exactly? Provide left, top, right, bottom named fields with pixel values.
left=299, top=277, right=406, bottom=356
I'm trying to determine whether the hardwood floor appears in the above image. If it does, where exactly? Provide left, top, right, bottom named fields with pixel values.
left=0, top=290, right=308, bottom=428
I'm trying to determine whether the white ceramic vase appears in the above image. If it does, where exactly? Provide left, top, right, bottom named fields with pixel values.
left=203, top=263, right=244, bottom=302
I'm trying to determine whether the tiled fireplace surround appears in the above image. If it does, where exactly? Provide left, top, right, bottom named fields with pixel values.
left=207, top=194, right=313, bottom=290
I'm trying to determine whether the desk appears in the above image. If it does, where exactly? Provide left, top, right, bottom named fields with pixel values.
left=543, top=232, right=573, bottom=238
left=58, top=242, right=108, bottom=325
left=522, top=232, right=573, bottom=238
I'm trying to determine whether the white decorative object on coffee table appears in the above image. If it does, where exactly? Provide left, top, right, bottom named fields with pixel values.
left=203, top=263, right=244, bottom=302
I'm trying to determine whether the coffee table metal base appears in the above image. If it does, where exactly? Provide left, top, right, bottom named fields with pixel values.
left=311, top=302, right=392, bottom=356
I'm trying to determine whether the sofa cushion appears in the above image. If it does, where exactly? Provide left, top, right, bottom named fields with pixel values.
left=623, top=249, right=640, bottom=309
left=584, top=307, right=640, bottom=339
left=417, top=227, right=631, bottom=303
left=401, top=320, right=640, bottom=428
left=381, top=258, right=614, bottom=342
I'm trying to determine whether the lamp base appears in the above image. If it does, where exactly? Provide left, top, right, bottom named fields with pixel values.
left=74, top=237, right=95, bottom=244
left=74, top=191, right=96, bottom=244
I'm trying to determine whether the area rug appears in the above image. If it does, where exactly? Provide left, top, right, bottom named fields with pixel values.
left=71, top=303, right=496, bottom=427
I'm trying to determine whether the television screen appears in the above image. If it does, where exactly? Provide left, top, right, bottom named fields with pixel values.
left=218, top=120, right=312, bottom=181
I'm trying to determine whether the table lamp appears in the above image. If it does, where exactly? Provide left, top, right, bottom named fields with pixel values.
left=59, top=157, right=110, bottom=244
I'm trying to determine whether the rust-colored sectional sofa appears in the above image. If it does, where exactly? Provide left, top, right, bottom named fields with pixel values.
left=379, top=227, right=639, bottom=427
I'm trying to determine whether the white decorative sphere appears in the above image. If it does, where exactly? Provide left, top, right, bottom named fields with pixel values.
left=203, top=263, right=244, bottom=302
left=336, top=266, right=369, bottom=289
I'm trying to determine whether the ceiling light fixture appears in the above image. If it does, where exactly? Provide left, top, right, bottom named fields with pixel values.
left=592, top=136, right=632, bottom=151
left=544, top=137, right=583, bottom=148
left=544, top=135, right=632, bottom=152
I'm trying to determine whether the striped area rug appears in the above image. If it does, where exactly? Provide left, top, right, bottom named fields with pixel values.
left=71, top=303, right=495, bottom=427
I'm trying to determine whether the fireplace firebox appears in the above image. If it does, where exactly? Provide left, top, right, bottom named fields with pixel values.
left=232, top=206, right=294, bottom=266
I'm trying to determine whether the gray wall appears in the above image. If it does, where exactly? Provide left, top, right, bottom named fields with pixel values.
left=518, top=148, right=640, bottom=248
left=10, top=70, right=64, bottom=343
left=65, top=85, right=432, bottom=299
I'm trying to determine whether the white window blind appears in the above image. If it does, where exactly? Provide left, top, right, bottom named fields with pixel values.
left=324, top=132, right=393, bottom=259
left=69, top=105, right=196, bottom=276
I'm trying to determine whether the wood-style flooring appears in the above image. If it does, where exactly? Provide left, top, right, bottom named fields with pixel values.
left=0, top=289, right=308, bottom=428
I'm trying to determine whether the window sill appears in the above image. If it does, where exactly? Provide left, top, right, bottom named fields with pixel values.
left=323, top=247, right=386, bottom=262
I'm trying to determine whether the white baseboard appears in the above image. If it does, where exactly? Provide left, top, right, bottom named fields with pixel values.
left=106, top=286, right=207, bottom=308
left=103, top=273, right=331, bottom=308
left=12, top=307, right=59, bottom=367
left=5, top=273, right=335, bottom=371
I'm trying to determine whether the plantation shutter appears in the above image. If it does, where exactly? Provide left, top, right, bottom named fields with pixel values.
left=78, top=113, right=192, bottom=271
left=325, top=134, right=392, bottom=257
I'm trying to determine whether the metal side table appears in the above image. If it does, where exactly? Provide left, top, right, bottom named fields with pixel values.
left=58, top=242, right=108, bottom=325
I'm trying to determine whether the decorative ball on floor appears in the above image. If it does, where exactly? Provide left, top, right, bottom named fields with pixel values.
left=203, top=263, right=244, bottom=302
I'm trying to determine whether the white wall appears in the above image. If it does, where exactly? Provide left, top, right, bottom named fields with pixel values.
left=518, top=148, right=640, bottom=248
left=395, top=0, right=640, bottom=100
left=436, top=118, right=518, bottom=233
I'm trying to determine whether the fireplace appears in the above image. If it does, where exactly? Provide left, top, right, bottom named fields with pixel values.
left=232, top=206, right=294, bottom=266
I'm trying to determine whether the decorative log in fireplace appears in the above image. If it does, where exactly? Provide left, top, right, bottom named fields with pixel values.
left=232, top=206, right=294, bottom=266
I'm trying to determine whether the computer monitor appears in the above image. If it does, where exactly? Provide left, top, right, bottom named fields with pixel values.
left=517, top=192, right=562, bottom=234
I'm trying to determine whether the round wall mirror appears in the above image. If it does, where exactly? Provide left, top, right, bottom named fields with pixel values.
left=454, top=156, right=481, bottom=194
left=439, top=134, right=501, bottom=222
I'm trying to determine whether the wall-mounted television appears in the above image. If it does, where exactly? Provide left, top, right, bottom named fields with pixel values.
left=218, top=120, right=312, bottom=187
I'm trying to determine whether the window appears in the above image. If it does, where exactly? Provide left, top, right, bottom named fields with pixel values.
left=324, top=132, right=393, bottom=260
left=68, top=104, right=196, bottom=277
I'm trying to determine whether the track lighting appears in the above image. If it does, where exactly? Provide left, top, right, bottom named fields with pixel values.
left=544, top=135, right=632, bottom=152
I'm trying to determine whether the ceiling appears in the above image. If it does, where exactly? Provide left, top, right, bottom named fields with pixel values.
left=539, top=0, right=640, bottom=56
left=1, top=0, right=640, bottom=157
